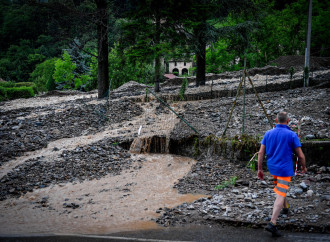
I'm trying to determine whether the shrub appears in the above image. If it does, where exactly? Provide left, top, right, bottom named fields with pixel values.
left=0, top=81, right=15, bottom=88
left=179, top=77, right=188, bottom=101
left=30, top=58, right=57, bottom=92
left=0, top=82, right=37, bottom=93
left=15, top=82, right=34, bottom=87
left=5, top=86, right=35, bottom=100
left=74, top=74, right=92, bottom=91
left=0, top=86, right=7, bottom=101
left=53, top=51, right=76, bottom=89
left=15, top=82, right=38, bottom=94
left=46, top=77, right=56, bottom=91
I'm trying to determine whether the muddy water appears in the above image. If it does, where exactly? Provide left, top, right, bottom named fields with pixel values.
left=0, top=154, right=206, bottom=235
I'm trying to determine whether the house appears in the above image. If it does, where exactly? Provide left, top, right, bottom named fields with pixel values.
left=168, top=60, right=193, bottom=76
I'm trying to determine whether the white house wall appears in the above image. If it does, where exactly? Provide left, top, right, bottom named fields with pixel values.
left=168, top=61, right=193, bottom=75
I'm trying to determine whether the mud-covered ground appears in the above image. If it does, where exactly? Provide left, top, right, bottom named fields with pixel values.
left=0, top=67, right=329, bottom=235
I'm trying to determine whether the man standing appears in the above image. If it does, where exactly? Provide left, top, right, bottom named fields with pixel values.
left=258, top=111, right=306, bottom=237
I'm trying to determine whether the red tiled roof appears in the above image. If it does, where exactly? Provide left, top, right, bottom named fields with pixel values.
left=164, top=74, right=177, bottom=79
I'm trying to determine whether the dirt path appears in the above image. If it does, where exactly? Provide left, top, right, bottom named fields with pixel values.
left=0, top=154, right=206, bottom=235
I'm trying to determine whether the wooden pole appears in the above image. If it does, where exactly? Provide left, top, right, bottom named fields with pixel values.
left=242, top=57, right=246, bottom=135
left=246, top=72, right=273, bottom=129
left=222, top=77, right=244, bottom=137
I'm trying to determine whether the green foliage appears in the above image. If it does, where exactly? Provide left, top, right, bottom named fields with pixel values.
left=0, top=86, right=7, bottom=101
left=215, top=176, right=238, bottom=190
left=206, top=41, right=238, bottom=73
left=15, top=82, right=38, bottom=94
left=3, top=86, right=35, bottom=100
left=0, top=81, right=16, bottom=88
left=15, top=82, right=34, bottom=87
left=1, top=40, right=36, bottom=81
left=108, top=43, right=155, bottom=89
left=74, top=75, right=92, bottom=90
left=88, top=55, right=98, bottom=91
left=246, top=152, right=258, bottom=171
left=30, top=58, right=57, bottom=92
left=231, top=135, right=261, bottom=155
left=179, top=77, right=188, bottom=101
left=46, top=77, right=56, bottom=92
left=53, top=51, right=76, bottom=89
left=0, top=81, right=38, bottom=101
left=289, top=67, right=295, bottom=79
left=0, top=81, right=37, bottom=94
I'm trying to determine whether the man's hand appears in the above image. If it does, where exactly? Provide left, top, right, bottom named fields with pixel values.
left=300, top=165, right=307, bottom=173
left=257, top=145, right=266, bottom=180
left=258, top=170, right=264, bottom=180
left=294, top=147, right=307, bottom=174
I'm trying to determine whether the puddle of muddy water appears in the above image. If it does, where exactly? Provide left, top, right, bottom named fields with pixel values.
left=0, top=154, right=206, bottom=235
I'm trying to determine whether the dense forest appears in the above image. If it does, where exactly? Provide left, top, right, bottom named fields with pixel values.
left=0, top=0, right=329, bottom=99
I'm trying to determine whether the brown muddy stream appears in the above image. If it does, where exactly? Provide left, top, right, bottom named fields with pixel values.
left=0, top=154, right=206, bottom=235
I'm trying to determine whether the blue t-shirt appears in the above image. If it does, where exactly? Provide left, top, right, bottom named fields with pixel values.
left=261, top=124, right=301, bottom=177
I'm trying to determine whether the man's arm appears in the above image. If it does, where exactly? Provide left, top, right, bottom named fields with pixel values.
left=294, top=147, right=307, bottom=173
left=257, top=144, right=266, bottom=180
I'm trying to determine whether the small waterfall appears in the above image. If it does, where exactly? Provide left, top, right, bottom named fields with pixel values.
left=129, top=136, right=169, bottom=154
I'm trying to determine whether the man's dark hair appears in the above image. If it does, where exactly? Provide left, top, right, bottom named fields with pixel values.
left=277, top=112, right=289, bottom=123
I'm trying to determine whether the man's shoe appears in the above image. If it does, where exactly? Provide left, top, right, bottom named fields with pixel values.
left=265, top=222, right=281, bottom=237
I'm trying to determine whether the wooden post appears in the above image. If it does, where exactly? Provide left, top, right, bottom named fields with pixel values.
left=246, top=72, right=273, bottom=129
left=222, top=77, right=244, bottom=137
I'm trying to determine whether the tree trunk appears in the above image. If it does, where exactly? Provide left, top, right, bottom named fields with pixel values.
left=154, top=11, right=161, bottom=92
left=196, top=39, right=206, bottom=86
left=95, top=0, right=109, bottom=98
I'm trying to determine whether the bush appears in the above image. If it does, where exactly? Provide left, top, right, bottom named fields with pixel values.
left=30, top=58, right=57, bottom=92
left=0, top=82, right=38, bottom=95
left=4, top=86, right=35, bottom=100
left=46, top=77, right=56, bottom=91
left=74, top=74, right=92, bottom=91
left=0, top=81, right=15, bottom=88
left=15, top=82, right=38, bottom=94
left=15, top=82, right=34, bottom=87
left=0, top=86, right=7, bottom=101
left=53, top=51, right=76, bottom=89
left=108, top=43, right=155, bottom=89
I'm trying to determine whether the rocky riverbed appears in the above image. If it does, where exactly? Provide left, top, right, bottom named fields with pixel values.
left=0, top=67, right=329, bottom=235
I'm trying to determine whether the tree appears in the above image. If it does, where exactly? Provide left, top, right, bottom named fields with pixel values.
left=169, top=0, right=255, bottom=86
left=122, top=0, right=174, bottom=92
left=95, top=0, right=109, bottom=98
left=26, top=0, right=111, bottom=98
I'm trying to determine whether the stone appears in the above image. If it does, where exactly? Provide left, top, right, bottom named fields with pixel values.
left=300, top=182, right=308, bottom=191
left=320, top=194, right=330, bottom=201
left=307, top=190, right=314, bottom=197
left=294, top=188, right=303, bottom=195
left=261, top=181, right=268, bottom=186
left=232, top=189, right=240, bottom=194
left=305, top=134, right=315, bottom=140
